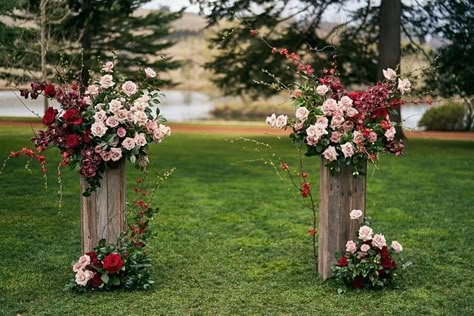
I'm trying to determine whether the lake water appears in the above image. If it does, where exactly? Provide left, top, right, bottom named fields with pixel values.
left=0, top=90, right=430, bottom=129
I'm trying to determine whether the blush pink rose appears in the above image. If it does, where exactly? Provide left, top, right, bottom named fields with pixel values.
left=321, top=98, right=338, bottom=116
left=134, top=133, right=147, bottom=147
left=265, top=114, right=277, bottom=128
left=115, top=109, right=129, bottom=122
left=122, top=137, right=136, bottom=150
left=345, top=240, right=357, bottom=254
left=340, top=142, right=355, bottom=158
left=145, top=67, right=157, bottom=78
left=109, top=99, right=122, bottom=113
left=93, top=110, right=107, bottom=122
left=345, top=107, right=359, bottom=117
left=133, top=111, right=148, bottom=126
left=384, top=126, right=396, bottom=141
left=117, top=127, right=127, bottom=138
left=391, top=241, right=403, bottom=253
left=275, top=114, right=288, bottom=129
left=330, top=131, right=341, bottom=143
left=295, top=107, right=309, bottom=122
left=75, top=269, right=94, bottom=287
left=110, top=147, right=123, bottom=162
left=341, top=121, right=354, bottom=133
left=349, top=209, right=363, bottom=220
left=86, top=85, right=100, bottom=96
left=100, top=151, right=112, bottom=162
left=105, top=116, right=119, bottom=128
left=102, top=61, right=114, bottom=73
left=99, top=74, right=115, bottom=88
left=360, top=244, right=370, bottom=252
left=371, top=234, right=387, bottom=249
left=121, top=80, right=138, bottom=96
left=398, top=78, right=411, bottom=94
left=352, top=131, right=364, bottom=144
left=316, top=84, right=329, bottom=96
left=91, top=122, right=108, bottom=137
left=322, top=146, right=338, bottom=161
left=73, top=254, right=91, bottom=272
left=316, top=116, right=329, bottom=129
left=383, top=68, right=397, bottom=81
left=339, top=96, right=353, bottom=108
left=330, top=115, right=345, bottom=129
left=358, top=225, right=373, bottom=241
left=294, top=121, right=304, bottom=132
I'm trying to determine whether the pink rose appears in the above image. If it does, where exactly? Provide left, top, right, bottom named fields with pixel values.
left=345, top=107, right=358, bottom=117
left=115, top=109, right=129, bottom=122
left=93, top=110, right=107, bottom=122
left=86, top=85, right=100, bottom=96
left=368, top=131, right=377, bottom=143
left=91, top=122, right=108, bottom=137
left=383, top=68, right=397, bottom=81
left=99, top=74, right=115, bottom=88
left=109, top=99, right=122, bottom=113
left=275, top=114, right=288, bottom=129
left=330, top=131, right=341, bottom=143
left=371, top=234, right=387, bottom=249
left=384, top=126, right=396, bottom=141
left=83, top=96, right=93, bottom=105
left=145, top=67, right=157, bottom=78
left=121, top=80, right=137, bottom=96
left=100, top=151, right=112, bottom=162
left=94, top=145, right=103, bottom=154
left=316, top=116, right=329, bottom=129
left=316, top=84, right=329, bottom=96
left=338, top=96, right=353, bottom=108
left=352, top=131, right=364, bottom=144
left=105, top=116, right=119, bottom=128
left=306, top=135, right=318, bottom=146
left=360, top=244, right=370, bottom=252
left=398, top=78, right=411, bottom=95
left=110, top=147, right=122, bottom=162
left=345, top=240, right=357, bottom=254
left=133, top=111, right=148, bottom=126
left=265, top=114, right=277, bottom=128
left=349, top=209, right=363, bottom=220
left=322, top=146, right=338, bottom=161
left=75, top=269, right=94, bottom=287
left=294, top=121, right=304, bottom=132
left=340, top=142, right=355, bottom=158
left=341, top=121, right=354, bottom=133
left=391, top=241, right=403, bottom=253
left=134, top=133, right=147, bottom=147
left=330, top=115, right=345, bottom=129
left=73, top=254, right=91, bottom=272
left=102, top=61, right=114, bottom=73
left=358, top=225, right=373, bottom=241
left=295, top=107, right=309, bottom=122
left=122, top=137, right=136, bottom=150
left=153, top=124, right=171, bottom=143
left=321, top=98, right=338, bottom=116
left=117, top=127, right=127, bottom=138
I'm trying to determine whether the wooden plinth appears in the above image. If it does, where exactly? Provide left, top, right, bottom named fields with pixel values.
left=318, top=158, right=366, bottom=280
left=80, top=160, right=126, bottom=254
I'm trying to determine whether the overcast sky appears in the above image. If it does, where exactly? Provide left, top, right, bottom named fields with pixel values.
left=142, top=0, right=361, bottom=22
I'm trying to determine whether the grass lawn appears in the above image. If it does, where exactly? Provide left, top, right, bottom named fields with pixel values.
left=0, top=125, right=473, bottom=316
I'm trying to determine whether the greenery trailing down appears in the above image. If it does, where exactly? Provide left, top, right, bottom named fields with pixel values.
left=0, top=126, right=473, bottom=315
left=418, top=102, right=471, bottom=131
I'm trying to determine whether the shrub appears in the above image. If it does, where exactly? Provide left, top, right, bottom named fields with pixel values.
left=418, top=102, right=468, bottom=131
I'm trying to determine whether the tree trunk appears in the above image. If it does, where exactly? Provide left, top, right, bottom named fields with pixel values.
left=80, top=160, right=127, bottom=254
left=40, top=0, right=49, bottom=114
left=378, top=0, right=404, bottom=139
left=318, top=158, right=366, bottom=280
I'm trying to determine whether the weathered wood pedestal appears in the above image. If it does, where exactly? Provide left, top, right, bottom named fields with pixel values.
left=80, top=160, right=127, bottom=254
left=318, top=158, right=366, bottom=280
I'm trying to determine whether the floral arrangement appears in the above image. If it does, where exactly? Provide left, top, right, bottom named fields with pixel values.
left=65, top=170, right=174, bottom=291
left=265, top=50, right=409, bottom=175
left=18, top=60, right=171, bottom=195
left=331, top=210, right=405, bottom=290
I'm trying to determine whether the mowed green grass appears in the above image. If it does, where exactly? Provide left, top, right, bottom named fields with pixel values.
left=0, top=125, right=473, bottom=316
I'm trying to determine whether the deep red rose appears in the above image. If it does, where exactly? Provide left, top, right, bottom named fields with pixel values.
left=103, top=253, right=123, bottom=274
left=347, top=91, right=364, bottom=101
left=380, top=246, right=389, bottom=258
left=66, top=134, right=80, bottom=148
left=63, top=109, right=83, bottom=125
left=381, top=256, right=396, bottom=269
left=380, top=120, right=391, bottom=130
left=353, top=276, right=364, bottom=289
left=338, top=256, right=348, bottom=267
left=82, top=129, right=91, bottom=144
left=42, top=107, right=57, bottom=126
left=90, top=272, right=103, bottom=288
left=371, top=107, right=389, bottom=119
left=86, top=251, right=102, bottom=268
left=43, top=84, right=56, bottom=97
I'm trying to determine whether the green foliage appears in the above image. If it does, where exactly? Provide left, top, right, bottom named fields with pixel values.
left=0, top=127, right=474, bottom=314
left=418, top=102, right=469, bottom=131
left=211, top=101, right=294, bottom=121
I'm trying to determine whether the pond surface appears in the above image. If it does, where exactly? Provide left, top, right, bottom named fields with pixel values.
left=0, top=90, right=430, bottom=129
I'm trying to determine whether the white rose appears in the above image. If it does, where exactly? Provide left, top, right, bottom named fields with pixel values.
left=275, top=114, right=288, bottom=129
left=372, top=234, right=387, bottom=249
left=383, top=68, right=397, bottom=81
left=295, top=107, right=309, bottom=122
left=121, top=80, right=138, bottom=96
left=398, top=78, right=411, bottom=95
left=391, top=240, right=403, bottom=253
left=345, top=240, right=357, bottom=254
left=349, top=209, right=363, bottom=220
left=99, top=74, right=115, bottom=88
left=316, top=85, right=329, bottom=96
left=144, top=67, right=157, bottom=78
left=91, top=122, right=108, bottom=137
left=358, top=225, right=373, bottom=241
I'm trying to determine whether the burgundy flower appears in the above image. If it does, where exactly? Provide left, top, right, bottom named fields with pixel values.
left=86, top=251, right=102, bottom=268
left=103, top=253, right=123, bottom=274
left=43, top=84, right=56, bottom=98
left=353, top=276, right=364, bottom=289
left=66, top=134, right=80, bottom=149
left=90, top=272, right=103, bottom=288
left=42, top=107, right=57, bottom=126
left=63, top=109, right=83, bottom=125
left=338, top=256, right=348, bottom=267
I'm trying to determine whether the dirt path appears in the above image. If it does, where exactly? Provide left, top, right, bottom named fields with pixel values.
left=1, top=119, right=473, bottom=141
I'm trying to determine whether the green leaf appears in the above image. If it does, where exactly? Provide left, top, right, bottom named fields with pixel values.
left=111, top=275, right=121, bottom=286
left=101, top=274, right=110, bottom=284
